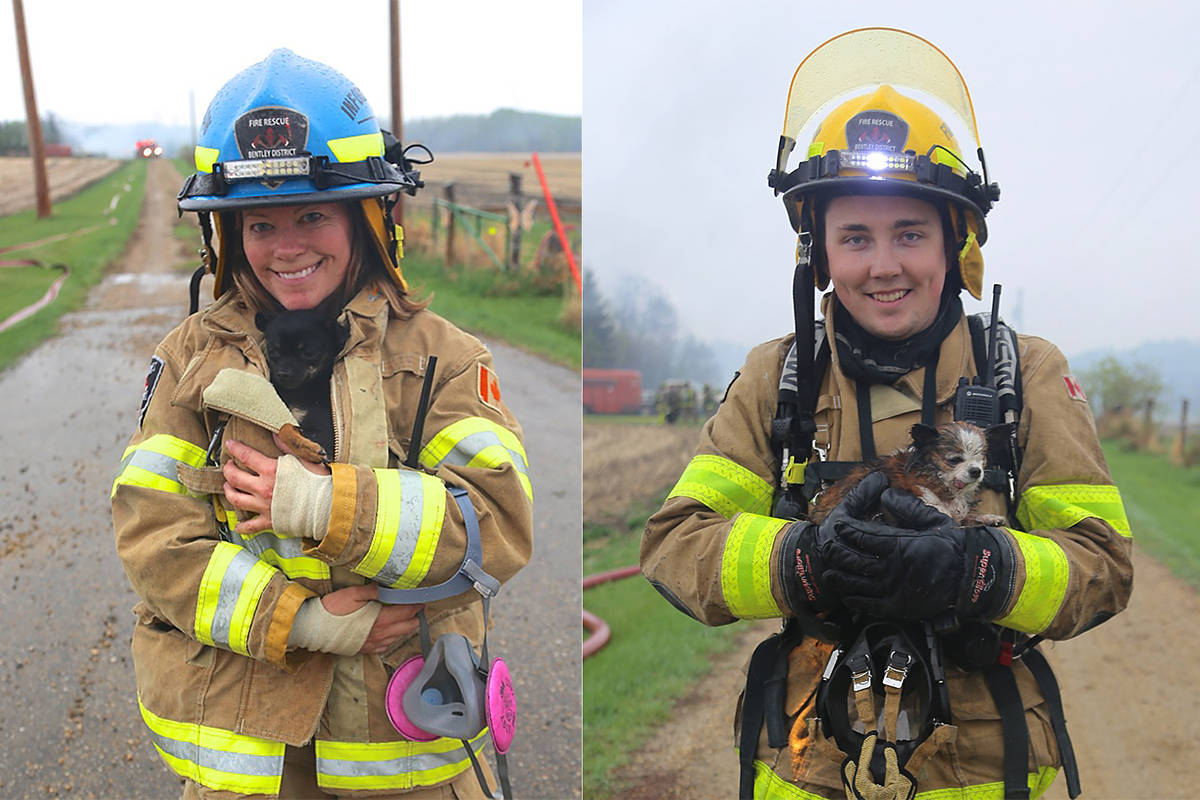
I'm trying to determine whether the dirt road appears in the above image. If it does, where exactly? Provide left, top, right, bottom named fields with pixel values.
left=587, top=422, right=1200, bottom=799
left=0, top=159, right=581, bottom=798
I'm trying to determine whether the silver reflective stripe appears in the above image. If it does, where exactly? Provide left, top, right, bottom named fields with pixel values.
left=439, top=430, right=529, bottom=477
left=149, top=730, right=283, bottom=777
left=373, top=470, right=426, bottom=586
left=317, top=737, right=484, bottom=779
left=210, top=549, right=259, bottom=647
left=238, top=530, right=308, bottom=560
left=125, top=448, right=186, bottom=481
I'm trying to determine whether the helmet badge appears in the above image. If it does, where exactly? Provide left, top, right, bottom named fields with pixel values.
left=234, top=107, right=310, bottom=188
left=845, top=110, right=909, bottom=153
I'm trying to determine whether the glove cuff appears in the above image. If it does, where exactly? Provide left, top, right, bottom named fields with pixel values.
left=780, top=521, right=832, bottom=613
left=958, top=526, right=1013, bottom=620
left=288, top=597, right=381, bottom=656
left=271, top=455, right=333, bottom=540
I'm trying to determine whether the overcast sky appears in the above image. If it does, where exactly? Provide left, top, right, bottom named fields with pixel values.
left=584, top=0, right=1200, bottom=362
left=2, top=0, right=581, bottom=126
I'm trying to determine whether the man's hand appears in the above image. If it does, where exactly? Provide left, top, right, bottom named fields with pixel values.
left=779, top=471, right=889, bottom=613
left=824, top=488, right=1011, bottom=621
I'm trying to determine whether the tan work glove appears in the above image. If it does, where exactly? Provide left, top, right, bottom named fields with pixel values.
left=287, top=597, right=381, bottom=656
left=271, top=454, right=333, bottom=540
left=841, top=733, right=915, bottom=800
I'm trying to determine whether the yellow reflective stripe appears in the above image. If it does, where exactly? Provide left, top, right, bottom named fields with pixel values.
left=194, top=542, right=277, bottom=655
left=327, top=132, right=384, bottom=163
left=111, top=434, right=207, bottom=498
left=914, top=765, right=1058, bottom=799
left=419, top=416, right=531, bottom=502
left=358, top=469, right=446, bottom=588
left=668, top=454, right=773, bottom=519
left=233, top=529, right=331, bottom=581
left=1017, top=483, right=1131, bottom=537
left=315, top=731, right=486, bottom=791
left=752, top=758, right=1058, bottom=799
left=139, top=696, right=284, bottom=795
left=195, top=145, right=219, bottom=174
left=996, top=529, right=1069, bottom=635
left=721, top=513, right=785, bottom=619
left=957, top=230, right=977, bottom=263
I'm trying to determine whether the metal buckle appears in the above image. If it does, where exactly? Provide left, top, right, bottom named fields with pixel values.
left=205, top=419, right=228, bottom=467
left=883, top=650, right=911, bottom=690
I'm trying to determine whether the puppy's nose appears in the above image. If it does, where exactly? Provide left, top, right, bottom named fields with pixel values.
left=968, top=466, right=982, bottom=480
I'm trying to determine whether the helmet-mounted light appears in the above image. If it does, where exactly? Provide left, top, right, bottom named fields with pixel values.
left=845, top=150, right=916, bottom=174
left=220, top=155, right=312, bottom=181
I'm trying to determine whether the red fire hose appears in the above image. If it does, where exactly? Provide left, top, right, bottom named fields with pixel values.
left=582, top=565, right=642, bottom=659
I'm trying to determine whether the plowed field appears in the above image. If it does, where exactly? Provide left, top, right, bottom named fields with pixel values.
left=582, top=419, right=701, bottom=525
left=0, top=156, right=121, bottom=216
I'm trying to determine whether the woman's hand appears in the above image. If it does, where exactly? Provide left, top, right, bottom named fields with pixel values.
left=222, top=436, right=331, bottom=534
left=321, top=584, right=424, bottom=656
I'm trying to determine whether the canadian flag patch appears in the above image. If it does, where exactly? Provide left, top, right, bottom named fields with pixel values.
left=1064, top=375, right=1088, bottom=402
left=477, top=363, right=502, bottom=411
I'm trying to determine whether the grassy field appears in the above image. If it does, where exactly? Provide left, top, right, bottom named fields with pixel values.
left=1102, top=440, right=1200, bottom=588
left=0, top=160, right=146, bottom=372
left=582, top=490, right=742, bottom=798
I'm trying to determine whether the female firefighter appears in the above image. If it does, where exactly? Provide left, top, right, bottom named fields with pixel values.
left=641, top=28, right=1132, bottom=800
left=111, top=50, right=532, bottom=799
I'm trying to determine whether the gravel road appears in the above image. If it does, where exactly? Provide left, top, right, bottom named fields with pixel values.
left=0, top=159, right=581, bottom=799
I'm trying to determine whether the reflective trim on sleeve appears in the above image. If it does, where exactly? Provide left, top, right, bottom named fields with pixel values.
left=721, top=513, right=786, bottom=619
left=232, top=527, right=332, bottom=581
left=419, top=416, right=532, bottom=502
left=667, top=454, right=774, bottom=519
left=1016, top=483, right=1131, bottom=538
left=194, top=542, right=277, bottom=655
left=750, top=757, right=1058, bottom=799
left=138, top=696, right=284, bottom=795
left=357, top=468, right=446, bottom=589
left=111, top=434, right=207, bottom=499
left=996, top=529, right=1070, bottom=635
left=315, top=731, right=486, bottom=791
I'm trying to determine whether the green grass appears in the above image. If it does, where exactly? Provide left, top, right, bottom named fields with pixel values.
left=0, top=160, right=146, bottom=371
left=1101, top=440, right=1200, bottom=589
left=582, top=413, right=662, bottom=425
left=582, top=490, right=742, bottom=798
left=401, top=251, right=580, bottom=369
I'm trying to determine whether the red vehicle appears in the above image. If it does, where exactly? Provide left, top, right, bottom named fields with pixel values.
left=135, top=139, right=163, bottom=158
left=583, top=368, right=642, bottom=414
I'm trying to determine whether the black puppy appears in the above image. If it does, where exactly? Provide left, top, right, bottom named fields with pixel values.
left=256, top=308, right=349, bottom=462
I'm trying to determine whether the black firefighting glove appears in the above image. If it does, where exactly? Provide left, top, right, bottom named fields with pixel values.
left=778, top=471, right=888, bottom=614
left=823, top=488, right=1014, bottom=622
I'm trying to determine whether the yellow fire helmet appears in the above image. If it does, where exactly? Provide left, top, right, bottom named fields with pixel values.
left=766, top=28, right=1000, bottom=299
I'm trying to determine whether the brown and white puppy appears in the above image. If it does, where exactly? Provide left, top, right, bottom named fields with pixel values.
left=808, top=421, right=1010, bottom=526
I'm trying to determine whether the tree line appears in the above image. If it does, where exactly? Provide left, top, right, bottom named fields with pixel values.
left=0, top=114, right=68, bottom=153
left=583, top=269, right=723, bottom=390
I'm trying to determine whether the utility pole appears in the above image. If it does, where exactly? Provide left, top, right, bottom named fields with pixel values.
left=12, top=0, right=51, bottom=218
left=389, top=0, right=404, bottom=228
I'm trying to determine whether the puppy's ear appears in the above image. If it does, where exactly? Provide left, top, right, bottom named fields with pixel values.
left=909, top=423, right=940, bottom=450
left=255, top=311, right=271, bottom=332
left=985, top=422, right=1017, bottom=464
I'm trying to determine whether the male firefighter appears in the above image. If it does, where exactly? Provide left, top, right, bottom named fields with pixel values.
left=642, top=28, right=1131, bottom=800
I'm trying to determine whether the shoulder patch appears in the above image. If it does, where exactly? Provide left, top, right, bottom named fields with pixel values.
left=1063, top=375, right=1088, bottom=402
left=139, top=356, right=165, bottom=428
left=477, top=362, right=503, bottom=412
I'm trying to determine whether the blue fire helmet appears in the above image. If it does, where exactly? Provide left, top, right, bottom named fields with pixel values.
left=179, top=48, right=418, bottom=210
left=178, top=49, right=430, bottom=299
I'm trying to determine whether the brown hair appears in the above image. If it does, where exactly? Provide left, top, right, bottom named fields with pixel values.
left=224, top=201, right=427, bottom=317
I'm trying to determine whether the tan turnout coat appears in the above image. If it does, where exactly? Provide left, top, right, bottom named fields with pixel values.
left=643, top=298, right=1132, bottom=797
left=112, top=283, right=532, bottom=796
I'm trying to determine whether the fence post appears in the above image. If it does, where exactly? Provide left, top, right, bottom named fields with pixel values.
left=443, top=183, right=457, bottom=268
left=1183, top=399, right=1190, bottom=467
left=507, top=173, right=523, bottom=270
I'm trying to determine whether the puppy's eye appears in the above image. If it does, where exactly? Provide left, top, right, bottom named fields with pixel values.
left=947, top=456, right=964, bottom=465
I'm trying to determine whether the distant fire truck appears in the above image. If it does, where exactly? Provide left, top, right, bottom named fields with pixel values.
left=583, top=368, right=642, bottom=415
left=135, top=139, right=163, bottom=158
